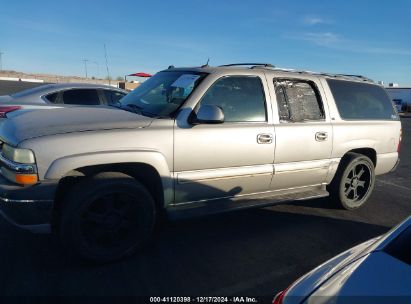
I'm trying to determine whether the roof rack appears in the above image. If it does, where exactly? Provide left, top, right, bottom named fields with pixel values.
left=219, top=63, right=275, bottom=68
left=334, top=74, right=374, bottom=82
left=253, top=66, right=374, bottom=83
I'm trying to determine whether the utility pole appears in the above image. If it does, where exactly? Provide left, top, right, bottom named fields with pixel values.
left=0, top=51, right=4, bottom=71
left=83, top=59, right=89, bottom=78
left=104, top=44, right=111, bottom=85
left=92, top=61, right=100, bottom=79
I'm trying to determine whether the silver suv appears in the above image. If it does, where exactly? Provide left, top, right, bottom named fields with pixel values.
left=0, top=63, right=401, bottom=261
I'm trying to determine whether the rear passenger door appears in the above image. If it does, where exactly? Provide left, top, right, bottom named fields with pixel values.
left=270, top=78, right=333, bottom=190
left=61, top=89, right=101, bottom=105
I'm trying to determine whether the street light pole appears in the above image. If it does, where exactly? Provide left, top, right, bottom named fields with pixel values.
left=104, top=44, right=111, bottom=85
left=0, top=52, right=4, bottom=71
left=83, top=59, right=89, bottom=78
left=92, top=61, right=100, bottom=79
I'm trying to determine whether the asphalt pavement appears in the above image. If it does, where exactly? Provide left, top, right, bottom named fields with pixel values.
left=0, top=81, right=410, bottom=299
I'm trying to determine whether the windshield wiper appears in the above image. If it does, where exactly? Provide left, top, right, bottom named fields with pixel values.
left=108, top=104, right=123, bottom=109
left=108, top=103, right=146, bottom=116
left=124, top=103, right=146, bottom=115
left=117, top=103, right=166, bottom=118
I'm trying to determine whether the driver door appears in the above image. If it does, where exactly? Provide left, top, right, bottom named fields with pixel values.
left=173, top=75, right=275, bottom=204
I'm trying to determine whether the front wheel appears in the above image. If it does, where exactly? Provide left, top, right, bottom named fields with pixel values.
left=59, top=172, right=156, bottom=262
left=328, top=153, right=375, bottom=210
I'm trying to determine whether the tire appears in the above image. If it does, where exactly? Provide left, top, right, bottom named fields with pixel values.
left=327, top=153, right=375, bottom=210
left=59, top=172, right=156, bottom=262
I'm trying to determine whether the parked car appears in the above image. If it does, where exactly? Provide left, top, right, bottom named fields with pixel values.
left=273, top=215, right=411, bottom=304
left=0, top=63, right=401, bottom=261
left=0, top=83, right=127, bottom=106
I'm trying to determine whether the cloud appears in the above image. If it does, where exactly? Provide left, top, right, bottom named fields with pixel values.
left=286, top=31, right=411, bottom=56
left=299, top=32, right=341, bottom=47
left=302, top=16, right=334, bottom=26
left=303, top=17, right=326, bottom=25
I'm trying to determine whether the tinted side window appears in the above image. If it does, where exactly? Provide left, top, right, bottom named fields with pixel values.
left=327, top=79, right=398, bottom=120
left=104, top=90, right=126, bottom=104
left=62, top=89, right=100, bottom=105
left=44, top=92, right=58, bottom=103
left=199, top=76, right=266, bottom=122
left=274, top=79, right=324, bottom=122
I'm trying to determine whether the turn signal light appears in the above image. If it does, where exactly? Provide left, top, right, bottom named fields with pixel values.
left=15, top=174, right=38, bottom=185
left=273, top=282, right=295, bottom=304
left=273, top=290, right=286, bottom=304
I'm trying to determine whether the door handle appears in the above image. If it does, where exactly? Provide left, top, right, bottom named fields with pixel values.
left=315, top=132, right=328, bottom=141
left=257, top=133, right=273, bottom=144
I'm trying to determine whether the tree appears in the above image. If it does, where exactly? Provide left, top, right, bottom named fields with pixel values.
left=116, top=76, right=124, bottom=81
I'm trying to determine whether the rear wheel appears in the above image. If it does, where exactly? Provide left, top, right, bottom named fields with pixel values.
left=59, top=172, right=156, bottom=262
left=328, top=153, right=375, bottom=210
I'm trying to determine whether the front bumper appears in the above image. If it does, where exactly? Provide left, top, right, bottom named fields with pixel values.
left=0, top=175, right=57, bottom=233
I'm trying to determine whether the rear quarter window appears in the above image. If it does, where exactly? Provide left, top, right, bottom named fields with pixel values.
left=44, top=92, right=58, bottom=103
left=327, top=79, right=398, bottom=120
left=103, top=90, right=126, bottom=105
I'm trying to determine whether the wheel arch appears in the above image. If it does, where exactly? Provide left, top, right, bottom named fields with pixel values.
left=326, top=147, right=377, bottom=185
left=49, top=151, right=173, bottom=229
left=345, top=148, right=377, bottom=167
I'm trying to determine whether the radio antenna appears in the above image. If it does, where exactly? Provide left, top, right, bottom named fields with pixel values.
left=201, top=58, right=210, bottom=68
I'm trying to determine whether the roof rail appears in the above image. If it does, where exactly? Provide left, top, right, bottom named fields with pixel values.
left=258, top=66, right=374, bottom=83
left=219, top=63, right=275, bottom=68
left=334, top=74, right=374, bottom=82
left=261, top=66, right=320, bottom=74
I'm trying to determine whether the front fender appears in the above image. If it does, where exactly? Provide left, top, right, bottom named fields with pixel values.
left=44, top=150, right=173, bottom=205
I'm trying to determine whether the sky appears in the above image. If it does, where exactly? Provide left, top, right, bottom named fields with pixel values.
left=1, top=0, right=410, bottom=85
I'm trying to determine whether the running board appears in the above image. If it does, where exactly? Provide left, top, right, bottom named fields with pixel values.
left=167, top=189, right=329, bottom=220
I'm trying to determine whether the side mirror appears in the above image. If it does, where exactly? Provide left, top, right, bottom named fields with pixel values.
left=193, top=105, right=224, bottom=124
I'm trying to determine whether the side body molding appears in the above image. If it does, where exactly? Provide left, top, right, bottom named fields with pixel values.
left=44, top=150, right=173, bottom=206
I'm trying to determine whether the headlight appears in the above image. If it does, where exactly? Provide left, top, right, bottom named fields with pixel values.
left=2, top=144, right=35, bottom=164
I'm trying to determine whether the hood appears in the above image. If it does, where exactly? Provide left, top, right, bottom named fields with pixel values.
left=283, top=237, right=380, bottom=304
left=308, top=251, right=411, bottom=299
left=283, top=216, right=411, bottom=303
left=0, top=106, right=153, bottom=145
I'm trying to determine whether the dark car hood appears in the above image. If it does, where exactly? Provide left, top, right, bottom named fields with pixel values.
left=309, top=252, right=411, bottom=297
left=0, top=106, right=153, bottom=145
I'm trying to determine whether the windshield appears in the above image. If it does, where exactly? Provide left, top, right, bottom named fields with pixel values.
left=119, top=71, right=207, bottom=117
